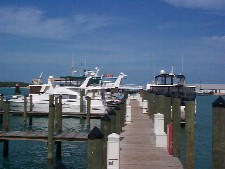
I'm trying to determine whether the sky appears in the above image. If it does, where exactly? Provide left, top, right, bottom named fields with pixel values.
left=0, top=0, right=225, bottom=85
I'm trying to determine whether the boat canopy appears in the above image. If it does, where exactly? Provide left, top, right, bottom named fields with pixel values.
left=155, top=73, right=185, bottom=85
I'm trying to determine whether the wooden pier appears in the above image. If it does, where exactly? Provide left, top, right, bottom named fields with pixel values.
left=0, top=111, right=105, bottom=118
left=0, top=131, right=88, bottom=142
left=120, top=100, right=183, bottom=169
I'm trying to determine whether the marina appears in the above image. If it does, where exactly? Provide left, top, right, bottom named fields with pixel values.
left=0, top=86, right=224, bottom=168
left=1, top=1, right=225, bottom=169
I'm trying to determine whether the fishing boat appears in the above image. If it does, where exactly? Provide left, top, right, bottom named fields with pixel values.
left=146, top=68, right=196, bottom=123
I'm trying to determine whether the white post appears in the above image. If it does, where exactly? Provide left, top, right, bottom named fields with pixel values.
left=126, top=98, right=130, bottom=106
left=107, top=133, right=120, bottom=169
left=126, top=105, right=132, bottom=123
left=154, top=113, right=164, bottom=133
left=137, top=93, right=143, bottom=107
left=153, top=113, right=167, bottom=147
left=142, top=100, right=148, bottom=114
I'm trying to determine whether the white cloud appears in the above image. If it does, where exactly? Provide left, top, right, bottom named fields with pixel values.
left=163, top=0, right=225, bottom=10
left=209, top=35, right=225, bottom=42
left=0, top=6, right=112, bottom=40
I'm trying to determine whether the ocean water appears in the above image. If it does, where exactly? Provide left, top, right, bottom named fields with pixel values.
left=180, top=95, right=217, bottom=169
left=0, top=87, right=220, bottom=169
left=0, top=87, right=101, bottom=169
left=0, top=116, right=101, bottom=169
left=0, top=87, right=29, bottom=96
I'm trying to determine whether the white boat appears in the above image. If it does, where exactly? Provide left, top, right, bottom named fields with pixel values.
left=146, top=68, right=196, bottom=123
left=9, top=67, right=107, bottom=114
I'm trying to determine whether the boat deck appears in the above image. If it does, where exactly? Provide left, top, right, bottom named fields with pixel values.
left=120, top=100, right=183, bottom=169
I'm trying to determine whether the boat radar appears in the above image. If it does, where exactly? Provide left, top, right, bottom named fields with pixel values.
left=160, top=70, right=166, bottom=75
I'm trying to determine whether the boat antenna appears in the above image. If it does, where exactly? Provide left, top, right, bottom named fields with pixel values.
left=181, top=54, right=184, bottom=74
left=72, top=56, right=75, bottom=76
left=38, top=72, right=43, bottom=85
left=170, top=65, right=174, bottom=74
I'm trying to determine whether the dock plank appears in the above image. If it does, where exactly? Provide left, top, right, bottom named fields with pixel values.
left=0, top=131, right=88, bottom=141
left=120, top=100, right=183, bottom=169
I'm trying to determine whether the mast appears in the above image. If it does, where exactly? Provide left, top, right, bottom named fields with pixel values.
left=71, top=56, right=75, bottom=76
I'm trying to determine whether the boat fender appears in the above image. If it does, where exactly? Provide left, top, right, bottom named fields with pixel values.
left=167, top=122, right=173, bottom=155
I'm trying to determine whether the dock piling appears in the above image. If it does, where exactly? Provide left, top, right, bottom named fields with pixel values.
left=172, top=97, right=181, bottom=158
left=23, top=96, right=27, bottom=126
left=47, top=95, right=55, bottom=161
left=29, top=95, right=33, bottom=112
left=86, top=96, right=91, bottom=128
left=0, top=94, right=4, bottom=111
left=185, top=100, right=195, bottom=169
left=80, top=89, right=85, bottom=113
left=164, top=95, right=172, bottom=133
left=88, top=126, right=104, bottom=169
left=114, top=106, right=121, bottom=134
left=3, top=101, right=9, bottom=157
left=212, top=96, right=225, bottom=169
left=101, top=114, right=111, bottom=169
left=108, top=109, right=116, bottom=133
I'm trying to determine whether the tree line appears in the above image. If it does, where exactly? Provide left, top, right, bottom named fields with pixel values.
left=0, top=82, right=30, bottom=87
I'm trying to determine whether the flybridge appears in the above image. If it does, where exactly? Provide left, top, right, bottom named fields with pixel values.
left=154, top=69, right=185, bottom=86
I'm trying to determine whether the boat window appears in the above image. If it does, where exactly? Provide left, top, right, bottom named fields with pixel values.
left=69, top=95, right=77, bottom=99
left=60, top=95, right=68, bottom=99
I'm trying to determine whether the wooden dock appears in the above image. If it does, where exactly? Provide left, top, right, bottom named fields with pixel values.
left=120, top=100, right=183, bottom=169
left=0, top=131, right=88, bottom=142
left=0, top=111, right=105, bottom=118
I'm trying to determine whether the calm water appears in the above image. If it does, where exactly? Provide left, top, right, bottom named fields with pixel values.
left=0, top=88, right=221, bottom=169
left=0, top=87, right=100, bottom=169
left=180, top=95, right=217, bottom=169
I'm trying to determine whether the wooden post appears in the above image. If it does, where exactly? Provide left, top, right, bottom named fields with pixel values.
left=164, top=95, right=172, bottom=133
left=3, top=139, right=9, bottom=157
left=119, top=103, right=125, bottom=128
left=28, top=95, right=33, bottom=125
left=55, top=96, right=62, bottom=133
left=146, top=92, right=150, bottom=118
left=172, top=97, right=181, bottom=158
left=80, top=89, right=85, bottom=112
left=212, top=96, right=225, bottom=169
left=158, top=95, right=166, bottom=114
left=0, top=95, right=3, bottom=123
left=148, top=93, right=155, bottom=119
left=3, top=101, right=9, bottom=157
left=29, top=116, right=33, bottom=126
left=47, top=99, right=55, bottom=161
left=114, top=106, right=121, bottom=134
left=154, top=93, right=160, bottom=114
left=150, top=93, right=156, bottom=119
left=86, top=96, right=91, bottom=128
left=101, top=114, right=111, bottom=169
left=3, top=101, right=9, bottom=132
left=108, top=109, right=116, bottom=133
left=55, top=96, right=62, bottom=159
left=49, top=94, right=54, bottom=105
left=0, top=94, right=4, bottom=111
left=185, top=100, right=195, bottom=169
left=23, top=96, right=27, bottom=126
left=88, top=126, right=104, bottom=169
left=54, top=97, right=59, bottom=131
left=29, top=95, right=33, bottom=112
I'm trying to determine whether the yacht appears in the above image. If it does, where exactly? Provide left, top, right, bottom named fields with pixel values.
left=8, top=67, right=107, bottom=114
left=146, top=68, right=196, bottom=123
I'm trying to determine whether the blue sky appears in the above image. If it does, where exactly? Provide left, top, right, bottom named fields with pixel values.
left=0, top=0, right=225, bottom=85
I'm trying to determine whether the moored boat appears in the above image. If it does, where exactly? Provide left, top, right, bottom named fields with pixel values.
left=146, top=68, right=196, bottom=123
